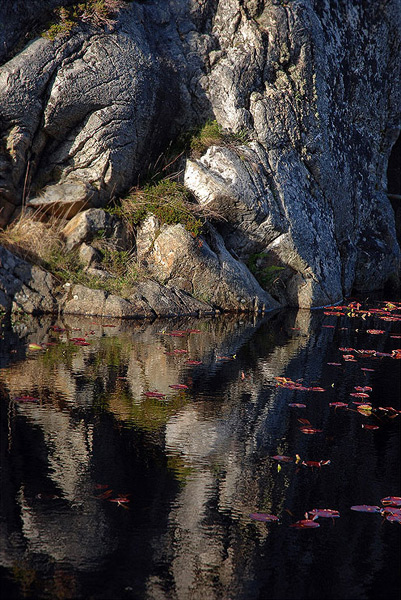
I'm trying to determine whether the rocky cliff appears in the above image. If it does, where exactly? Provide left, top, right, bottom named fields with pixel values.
left=1, top=0, right=400, bottom=314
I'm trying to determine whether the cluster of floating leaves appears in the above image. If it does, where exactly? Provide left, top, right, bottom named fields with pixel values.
left=251, top=299, right=400, bottom=530
left=274, top=376, right=325, bottom=392
left=351, top=497, right=401, bottom=524
left=249, top=506, right=341, bottom=529
left=249, top=497, right=401, bottom=530
left=323, top=300, right=401, bottom=321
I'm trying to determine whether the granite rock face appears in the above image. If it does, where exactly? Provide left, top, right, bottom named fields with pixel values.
left=137, top=216, right=280, bottom=311
left=61, top=208, right=132, bottom=251
left=0, top=244, right=215, bottom=317
left=0, top=245, right=58, bottom=314
left=1, top=0, right=400, bottom=309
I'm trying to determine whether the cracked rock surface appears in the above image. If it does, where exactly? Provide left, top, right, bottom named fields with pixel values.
left=0, top=0, right=400, bottom=311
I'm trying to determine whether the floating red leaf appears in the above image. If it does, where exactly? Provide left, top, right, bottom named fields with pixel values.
left=386, top=514, right=401, bottom=523
left=290, top=519, right=320, bottom=529
left=352, top=401, right=372, bottom=406
left=249, top=513, right=279, bottom=522
left=329, top=402, right=348, bottom=408
left=343, top=355, right=357, bottom=361
left=350, top=505, right=381, bottom=513
left=381, top=507, right=401, bottom=516
left=302, top=460, right=331, bottom=468
left=288, top=403, right=307, bottom=408
left=367, top=330, right=385, bottom=335
left=308, top=509, right=340, bottom=519
left=144, top=391, right=166, bottom=398
left=185, top=360, right=202, bottom=365
left=300, top=427, right=322, bottom=434
left=362, top=424, right=379, bottom=430
left=169, top=384, right=189, bottom=390
left=378, top=406, right=401, bottom=415
left=381, top=496, right=401, bottom=507
left=272, top=455, right=293, bottom=463
left=350, top=392, right=370, bottom=398
left=274, top=376, right=324, bottom=392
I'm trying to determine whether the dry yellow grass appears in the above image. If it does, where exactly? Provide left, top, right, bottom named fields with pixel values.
left=0, top=210, right=64, bottom=264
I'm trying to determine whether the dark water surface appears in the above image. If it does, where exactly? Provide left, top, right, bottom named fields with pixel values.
left=0, top=302, right=400, bottom=600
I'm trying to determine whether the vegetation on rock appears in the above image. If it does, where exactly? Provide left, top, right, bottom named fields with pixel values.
left=116, top=180, right=207, bottom=237
left=189, top=120, right=250, bottom=159
left=42, top=0, right=127, bottom=40
left=0, top=212, right=142, bottom=298
left=247, top=252, right=285, bottom=291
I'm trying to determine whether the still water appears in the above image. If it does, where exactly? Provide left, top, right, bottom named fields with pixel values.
left=0, top=302, right=400, bottom=600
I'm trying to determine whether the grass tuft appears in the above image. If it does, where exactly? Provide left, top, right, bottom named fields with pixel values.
left=189, top=120, right=251, bottom=159
left=0, top=210, right=144, bottom=298
left=116, top=180, right=207, bottom=237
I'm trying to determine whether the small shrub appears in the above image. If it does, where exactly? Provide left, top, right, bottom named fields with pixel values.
left=42, top=1, right=126, bottom=40
left=44, top=20, right=75, bottom=41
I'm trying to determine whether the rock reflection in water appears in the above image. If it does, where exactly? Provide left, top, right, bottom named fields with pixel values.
left=0, top=309, right=399, bottom=599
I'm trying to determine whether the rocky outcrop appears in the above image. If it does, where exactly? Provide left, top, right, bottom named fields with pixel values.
left=61, top=279, right=215, bottom=318
left=1, top=0, right=400, bottom=309
left=0, top=245, right=58, bottom=314
left=61, top=207, right=132, bottom=251
left=137, top=216, right=279, bottom=312
left=0, top=243, right=219, bottom=317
